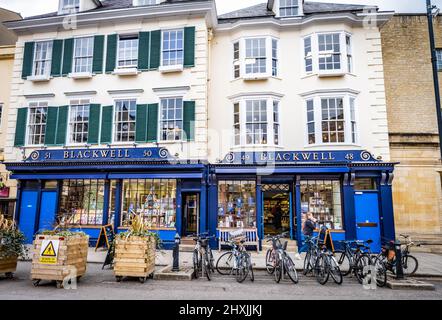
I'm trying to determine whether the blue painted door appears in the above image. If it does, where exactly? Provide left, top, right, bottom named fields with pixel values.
left=18, top=191, right=39, bottom=244
left=38, top=191, right=57, bottom=233
left=354, top=192, right=381, bottom=253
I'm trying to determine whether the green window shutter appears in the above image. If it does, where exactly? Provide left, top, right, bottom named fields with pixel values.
left=51, top=40, right=63, bottom=77
left=138, top=32, right=150, bottom=71
left=55, top=106, right=68, bottom=145
left=92, top=35, right=105, bottom=74
left=184, top=27, right=195, bottom=68
left=105, top=34, right=117, bottom=73
left=149, top=30, right=161, bottom=69
left=14, top=108, right=28, bottom=147
left=183, top=101, right=195, bottom=141
left=136, top=104, right=148, bottom=142
left=88, top=104, right=101, bottom=144
left=21, top=42, right=35, bottom=79
left=147, top=103, right=158, bottom=142
left=44, top=107, right=59, bottom=146
left=100, top=105, right=113, bottom=144
left=62, top=38, right=74, bottom=76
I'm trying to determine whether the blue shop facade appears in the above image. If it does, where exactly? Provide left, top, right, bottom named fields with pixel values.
left=6, top=147, right=396, bottom=252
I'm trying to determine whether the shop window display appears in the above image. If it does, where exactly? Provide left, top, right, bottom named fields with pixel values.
left=217, top=181, right=256, bottom=229
left=121, top=179, right=176, bottom=229
left=300, top=180, right=342, bottom=230
left=59, top=179, right=105, bottom=226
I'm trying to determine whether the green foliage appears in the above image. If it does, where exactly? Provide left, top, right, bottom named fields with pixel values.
left=38, top=230, right=87, bottom=237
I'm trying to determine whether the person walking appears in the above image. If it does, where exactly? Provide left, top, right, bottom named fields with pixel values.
left=294, top=212, right=317, bottom=260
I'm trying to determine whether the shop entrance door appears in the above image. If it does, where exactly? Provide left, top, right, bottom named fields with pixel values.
left=354, top=192, right=382, bottom=253
left=18, top=191, right=39, bottom=244
left=183, top=193, right=199, bottom=236
left=262, top=184, right=291, bottom=237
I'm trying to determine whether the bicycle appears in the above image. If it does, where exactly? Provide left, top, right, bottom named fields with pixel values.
left=302, top=235, right=320, bottom=276
left=265, top=232, right=298, bottom=284
left=216, top=233, right=254, bottom=283
left=313, top=242, right=343, bottom=285
left=192, top=232, right=215, bottom=281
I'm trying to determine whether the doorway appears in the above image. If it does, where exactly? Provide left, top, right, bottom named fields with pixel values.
left=182, top=193, right=199, bottom=236
left=263, top=184, right=291, bottom=236
left=354, top=192, right=382, bottom=253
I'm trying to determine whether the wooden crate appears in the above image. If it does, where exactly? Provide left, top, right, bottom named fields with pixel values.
left=0, top=255, right=18, bottom=278
left=31, top=234, right=89, bottom=288
left=114, top=236, right=156, bottom=283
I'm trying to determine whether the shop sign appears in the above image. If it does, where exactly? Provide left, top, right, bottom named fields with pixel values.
left=39, top=240, right=60, bottom=264
left=221, top=150, right=378, bottom=165
left=26, top=147, right=172, bottom=163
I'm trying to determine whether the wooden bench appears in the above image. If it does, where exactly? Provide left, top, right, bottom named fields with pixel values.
left=217, top=228, right=260, bottom=252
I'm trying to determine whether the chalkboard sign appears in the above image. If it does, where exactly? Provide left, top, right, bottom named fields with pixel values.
left=102, top=241, right=115, bottom=270
left=95, top=224, right=114, bottom=251
left=317, top=227, right=334, bottom=252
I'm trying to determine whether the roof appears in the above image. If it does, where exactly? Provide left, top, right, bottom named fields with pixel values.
left=17, top=0, right=211, bottom=21
left=219, top=1, right=371, bottom=22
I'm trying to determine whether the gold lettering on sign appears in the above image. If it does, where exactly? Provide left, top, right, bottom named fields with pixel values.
left=275, top=153, right=282, bottom=161
left=283, top=153, right=290, bottom=161
left=64, top=151, right=69, bottom=159
left=293, top=153, right=300, bottom=161
left=83, top=151, right=91, bottom=158
left=301, top=153, right=311, bottom=161
left=313, top=153, right=319, bottom=160
left=329, top=152, right=335, bottom=160
left=93, top=150, right=99, bottom=158
left=110, top=150, right=116, bottom=158
left=100, top=150, right=109, bottom=158
left=260, top=153, right=267, bottom=161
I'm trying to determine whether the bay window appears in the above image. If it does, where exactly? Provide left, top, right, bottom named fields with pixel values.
left=33, top=41, right=53, bottom=77
left=73, top=37, right=94, bottom=73
left=27, top=101, right=48, bottom=146
left=114, top=99, right=136, bottom=142
left=233, top=97, right=281, bottom=146
left=69, top=99, right=90, bottom=144
left=233, top=37, right=278, bottom=79
left=303, top=32, right=353, bottom=76
left=304, top=93, right=358, bottom=145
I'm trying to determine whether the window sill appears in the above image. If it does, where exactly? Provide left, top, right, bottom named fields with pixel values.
left=68, top=72, right=93, bottom=79
left=317, top=71, right=346, bottom=78
left=231, top=144, right=284, bottom=150
left=242, top=74, right=270, bottom=81
left=27, top=75, right=51, bottom=82
left=159, top=65, right=184, bottom=73
left=303, top=143, right=361, bottom=148
left=112, top=68, right=139, bottom=76
left=158, top=140, right=187, bottom=144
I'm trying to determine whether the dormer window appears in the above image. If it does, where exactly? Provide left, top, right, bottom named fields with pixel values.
left=279, top=0, right=299, bottom=17
left=60, top=0, right=80, bottom=14
left=133, top=0, right=159, bottom=6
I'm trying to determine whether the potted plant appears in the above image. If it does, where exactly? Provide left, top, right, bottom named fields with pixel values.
left=114, top=215, right=158, bottom=283
left=0, top=215, right=26, bottom=279
left=31, top=228, right=89, bottom=289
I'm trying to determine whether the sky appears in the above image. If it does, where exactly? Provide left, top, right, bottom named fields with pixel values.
left=0, top=0, right=439, bottom=18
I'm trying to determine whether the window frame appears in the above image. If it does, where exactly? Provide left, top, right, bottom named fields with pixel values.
left=59, top=0, right=80, bottom=14
left=117, top=34, right=139, bottom=69
left=133, top=0, right=159, bottom=6
left=159, top=97, right=184, bottom=142
left=113, top=99, right=137, bottom=143
left=32, top=40, right=53, bottom=77
left=232, top=96, right=281, bottom=147
left=304, top=93, right=359, bottom=147
left=436, top=49, right=442, bottom=71
left=161, top=29, right=185, bottom=68
left=72, top=36, right=94, bottom=74
left=68, top=99, right=91, bottom=145
left=26, top=101, right=49, bottom=147
left=278, top=0, right=299, bottom=17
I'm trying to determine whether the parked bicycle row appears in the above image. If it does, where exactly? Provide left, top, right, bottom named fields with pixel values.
left=191, top=229, right=420, bottom=286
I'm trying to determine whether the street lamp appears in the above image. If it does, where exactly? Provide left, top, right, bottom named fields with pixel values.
left=427, top=0, right=442, bottom=160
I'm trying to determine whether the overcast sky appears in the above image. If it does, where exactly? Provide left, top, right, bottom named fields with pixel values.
left=0, top=0, right=438, bottom=18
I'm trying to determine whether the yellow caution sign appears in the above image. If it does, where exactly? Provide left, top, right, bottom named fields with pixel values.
left=39, top=240, right=60, bottom=264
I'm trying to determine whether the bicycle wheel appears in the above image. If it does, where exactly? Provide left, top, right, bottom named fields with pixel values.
left=216, top=251, right=234, bottom=275
left=337, top=252, right=352, bottom=276
left=303, top=251, right=311, bottom=275
left=208, top=247, right=216, bottom=273
left=203, top=251, right=211, bottom=281
left=265, top=249, right=275, bottom=275
left=314, top=254, right=329, bottom=285
left=402, top=255, right=418, bottom=276
left=274, top=255, right=282, bottom=283
left=372, top=256, right=387, bottom=287
left=328, top=255, right=343, bottom=285
left=247, top=254, right=254, bottom=282
left=193, top=250, right=201, bottom=279
left=354, top=253, right=371, bottom=284
left=283, top=254, right=299, bottom=284
left=235, top=254, right=249, bottom=283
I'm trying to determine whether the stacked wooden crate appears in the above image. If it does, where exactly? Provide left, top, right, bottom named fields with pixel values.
left=0, top=250, right=17, bottom=279
left=31, top=234, right=89, bottom=288
left=114, top=235, right=156, bottom=283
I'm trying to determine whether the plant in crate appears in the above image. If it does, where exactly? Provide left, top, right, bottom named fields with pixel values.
left=0, top=214, right=27, bottom=279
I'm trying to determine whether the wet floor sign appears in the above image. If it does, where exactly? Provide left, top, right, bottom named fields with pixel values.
left=39, top=240, right=60, bottom=264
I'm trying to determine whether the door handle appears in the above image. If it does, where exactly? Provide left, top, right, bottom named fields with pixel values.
left=357, top=223, right=378, bottom=227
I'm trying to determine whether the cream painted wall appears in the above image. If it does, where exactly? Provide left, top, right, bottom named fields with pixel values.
left=5, top=15, right=209, bottom=163
left=208, top=22, right=390, bottom=163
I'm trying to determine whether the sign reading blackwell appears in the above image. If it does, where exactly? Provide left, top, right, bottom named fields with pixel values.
left=221, top=150, right=378, bottom=165
left=26, top=147, right=173, bottom=162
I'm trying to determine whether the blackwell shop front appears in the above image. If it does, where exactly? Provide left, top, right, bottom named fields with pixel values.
left=5, top=147, right=207, bottom=247
left=207, top=150, right=397, bottom=253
